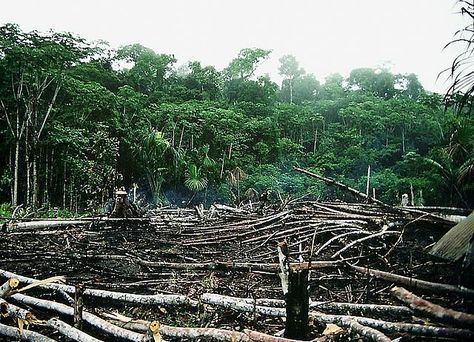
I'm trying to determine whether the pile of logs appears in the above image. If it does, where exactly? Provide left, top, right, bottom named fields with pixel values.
left=1, top=197, right=473, bottom=341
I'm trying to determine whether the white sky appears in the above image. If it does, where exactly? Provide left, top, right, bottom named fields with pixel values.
left=1, top=0, right=468, bottom=93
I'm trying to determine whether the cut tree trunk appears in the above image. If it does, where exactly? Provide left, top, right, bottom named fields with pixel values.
left=0, top=278, right=19, bottom=297
left=47, top=318, right=103, bottom=342
left=348, top=320, right=390, bottom=342
left=391, top=286, right=474, bottom=328
left=11, top=293, right=147, bottom=342
left=285, top=269, right=309, bottom=339
left=0, top=269, right=196, bottom=307
left=350, top=264, right=474, bottom=298
left=0, top=322, right=55, bottom=342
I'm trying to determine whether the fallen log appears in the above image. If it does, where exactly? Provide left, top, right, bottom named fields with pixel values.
left=201, top=293, right=474, bottom=339
left=104, top=313, right=307, bottom=342
left=212, top=204, right=250, bottom=214
left=391, top=286, right=474, bottom=328
left=293, top=167, right=389, bottom=207
left=7, top=220, right=88, bottom=231
left=11, top=293, right=147, bottom=342
left=0, top=322, right=55, bottom=342
left=47, top=317, right=103, bottom=342
left=0, top=278, right=19, bottom=297
left=0, top=298, right=35, bottom=323
left=0, top=269, right=197, bottom=307
left=348, top=321, right=391, bottom=342
left=331, top=230, right=400, bottom=258
left=350, top=264, right=474, bottom=298
left=218, top=295, right=413, bottom=316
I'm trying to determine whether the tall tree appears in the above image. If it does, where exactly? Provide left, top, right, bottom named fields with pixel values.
left=0, top=24, right=95, bottom=208
left=225, top=48, right=271, bottom=80
left=279, top=55, right=304, bottom=104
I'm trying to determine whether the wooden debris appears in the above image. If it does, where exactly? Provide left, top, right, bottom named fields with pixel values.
left=104, top=312, right=307, bottom=342
left=285, top=268, right=309, bottom=339
left=0, top=278, right=19, bottom=297
left=0, top=298, right=35, bottom=323
left=293, top=167, right=389, bottom=207
left=47, top=318, right=103, bottom=342
left=74, top=284, right=84, bottom=329
left=391, top=286, right=474, bottom=328
left=200, top=293, right=474, bottom=339
left=350, top=264, right=474, bottom=298
left=0, top=200, right=472, bottom=341
left=0, top=321, right=55, bottom=342
left=7, top=220, right=88, bottom=231
left=0, top=269, right=197, bottom=307
left=347, top=320, right=391, bottom=342
left=11, top=293, right=148, bottom=342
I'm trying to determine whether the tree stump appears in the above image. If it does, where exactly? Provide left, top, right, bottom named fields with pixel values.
left=284, top=268, right=309, bottom=339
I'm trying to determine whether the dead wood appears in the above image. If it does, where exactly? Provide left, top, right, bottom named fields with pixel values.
left=285, top=268, right=309, bottom=339
left=74, top=284, right=84, bottom=329
left=11, top=293, right=147, bottom=342
left=0, top=269, right=197, bottom=307
left=200, top=293, right=474, bottom=339
left=104, top=312, right=308, bottom=342
left=0, top=277, right=19, bottom=297
left=47, top=317, right=103, bottom=342
left=277, top=241, right=289, bottom=295
left=0, top=321, right=56, bottom=342
left=293, top=167, right=389, bottom=207
left=7, top=220, right=88, bottom=231
left=330, top=230, right=400, bottom=258
left=224, top=296, right=413, bottom=316
left=347, top=321, right=391, bottom=342
left=350, top=264, right=474, bottom=298
left=120, top=321, right=305, bottom=342
left=391, top=286, right=474, bottom=328
left=134, top=258, right=340, bottom=273
left=1, top=200, right=472, bottom=341
left=0, top=298, right=35, bottom=323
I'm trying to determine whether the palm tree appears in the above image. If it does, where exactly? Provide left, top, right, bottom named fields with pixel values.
left=442, top=1, right=474, bottom=110
left=184, top=164, right=208, bottom=192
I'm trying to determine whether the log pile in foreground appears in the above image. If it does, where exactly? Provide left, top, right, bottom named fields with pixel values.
left=0, top=198, right=472, bottom=341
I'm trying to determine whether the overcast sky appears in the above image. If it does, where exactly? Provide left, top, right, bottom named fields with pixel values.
left=1, top=0, right=467, bottom=93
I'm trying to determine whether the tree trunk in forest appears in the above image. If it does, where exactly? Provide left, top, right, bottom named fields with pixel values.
left=44, top=147, right=49, bottom=205
left=220, top=152, right=225, bottom=179
left=178, top=125, right=185, bottom=150
left=25, top=127, right=31, bottom=207
left=13, top=140, right=20, bottom=207
left=70, top=175, right=74, bottom=211
left=32, top=152, right=38, bottom=209
left=366, top=165, right=371, bottom=199
left=401, top=128, right=406, bottom=153
left=63, top=161, right=67, bottom=209
left=289, top=81, right=293, bottom=104
left=313, top=127, right=318, bottom=153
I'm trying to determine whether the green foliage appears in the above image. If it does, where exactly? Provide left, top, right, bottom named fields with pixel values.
left=225, top=48, right=271, bottom=80
left=0, top=203, right=12, bottom=224
left=0, top=23, right=472, bottom=211
left=185, top=164, right=208, bottom=192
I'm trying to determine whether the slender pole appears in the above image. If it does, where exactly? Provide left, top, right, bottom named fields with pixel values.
left=366, top=165, right=371, bottom=199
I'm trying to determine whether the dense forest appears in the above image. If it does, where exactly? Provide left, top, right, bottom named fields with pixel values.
left=0, top=23, right=473, bottom=214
